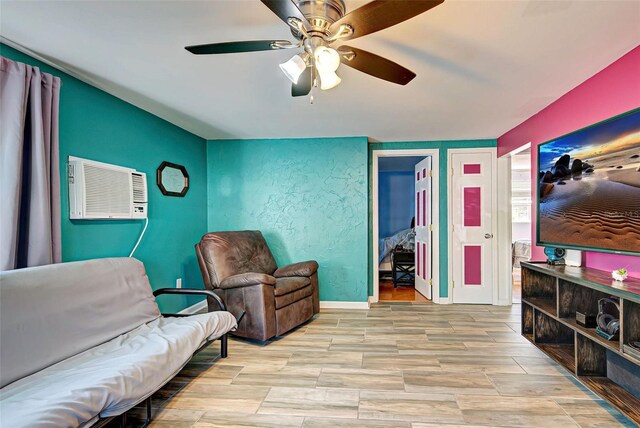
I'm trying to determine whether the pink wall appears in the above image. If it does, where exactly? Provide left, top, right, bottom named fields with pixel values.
left=498, top=46, right=640, bottom=277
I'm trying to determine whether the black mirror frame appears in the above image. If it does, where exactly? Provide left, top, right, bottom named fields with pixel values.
left=156, top=161, right=189, bottom=197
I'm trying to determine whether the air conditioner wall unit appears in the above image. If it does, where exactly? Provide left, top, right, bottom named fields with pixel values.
left=68, top=156, right=148, bottom=219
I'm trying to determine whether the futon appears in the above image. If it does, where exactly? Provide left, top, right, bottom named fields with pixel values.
left=0, top=257, right=236, bottom=427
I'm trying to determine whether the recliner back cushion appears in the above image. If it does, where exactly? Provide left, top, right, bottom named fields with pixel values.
left=197, top=231, right=278, bottom=287
left=0, top=257, right=160, bottom=388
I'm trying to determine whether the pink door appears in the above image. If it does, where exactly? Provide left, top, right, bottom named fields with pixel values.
left=450, top=151, right=495, bottom=304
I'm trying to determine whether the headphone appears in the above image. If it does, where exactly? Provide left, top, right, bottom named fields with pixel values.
left=596, top=297, right=620, bottom=337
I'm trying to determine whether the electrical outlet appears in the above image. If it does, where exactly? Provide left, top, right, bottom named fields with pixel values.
left=176, top=278, right=182, bottom=288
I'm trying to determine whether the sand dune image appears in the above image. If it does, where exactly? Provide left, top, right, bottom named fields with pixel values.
left=539, top=178, right=640, bottom=252
left=538, top=110, right=640, bottom=253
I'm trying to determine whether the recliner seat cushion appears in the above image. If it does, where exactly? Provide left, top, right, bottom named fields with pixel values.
left=274, top=276, right=311, bottom=296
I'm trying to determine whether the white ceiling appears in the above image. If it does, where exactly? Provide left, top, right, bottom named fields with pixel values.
left=1, top=1, right=639, bottom=141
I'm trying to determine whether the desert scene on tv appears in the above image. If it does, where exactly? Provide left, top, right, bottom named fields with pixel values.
left=538, top=110, right=640, bottom=253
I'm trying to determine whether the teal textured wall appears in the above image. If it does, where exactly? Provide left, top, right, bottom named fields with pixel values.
left=2, top=44, right=208, bottom=313
left=369, top=140, right=497, bottom=298
left=207, top=137, right=369, bottom=302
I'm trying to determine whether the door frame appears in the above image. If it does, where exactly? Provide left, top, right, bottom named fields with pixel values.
left=447, top=147, right=500, bottom=305
left=496, top=154, right=513, bottom=305
left=371, top=149, right=440, bottom=304
left=500, top=142, right=532, bottom=305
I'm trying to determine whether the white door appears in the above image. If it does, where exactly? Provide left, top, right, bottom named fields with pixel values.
left=450, top=151, right=496, bottom=304
left=415, top=157, right=432, bottom=300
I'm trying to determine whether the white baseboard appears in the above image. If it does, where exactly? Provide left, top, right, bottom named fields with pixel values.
left=320, top=301, right=370, bottom=309
left=178, top=300, right=207, bottom=315
left=438, top=297, right=450, bottom=304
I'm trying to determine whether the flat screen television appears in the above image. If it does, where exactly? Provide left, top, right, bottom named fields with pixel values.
left=537, top=107, right=640, bottom=256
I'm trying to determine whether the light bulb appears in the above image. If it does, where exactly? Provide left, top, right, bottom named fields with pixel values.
left=279, top=54, right=307, bottom=84
left=314, top=46, right=340, bottom=74
left=319, top=70, right=341, bottom=90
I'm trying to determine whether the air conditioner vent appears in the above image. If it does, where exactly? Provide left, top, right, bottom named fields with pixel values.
left=131, top=173, right=147, bottom=203
left=84, top=164, right=131, bottom=216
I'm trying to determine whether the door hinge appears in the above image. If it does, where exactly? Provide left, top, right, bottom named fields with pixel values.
left=452, top=280, right=455, bottom=288
left=429, top=278, right=433, bottom=286
left=429, top=169, right=433, bottom=177
left=451, top=167, right=454, bottom=176
left=428, top=224, right=433, bottom=232
left=452, top=224, right=455, bottom=232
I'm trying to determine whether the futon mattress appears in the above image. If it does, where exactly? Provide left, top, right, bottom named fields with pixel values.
left=0, top=311, right=237, bottom=427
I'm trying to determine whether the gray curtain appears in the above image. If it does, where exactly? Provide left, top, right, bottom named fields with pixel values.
left=0, top=56, right=61, bottom=270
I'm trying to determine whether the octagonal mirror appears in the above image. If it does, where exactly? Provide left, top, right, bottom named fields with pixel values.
left=157, top=161, right=189, bottom=197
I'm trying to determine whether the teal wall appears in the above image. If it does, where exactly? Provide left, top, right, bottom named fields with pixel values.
left=2, top=44, right=208, bottom=313
left=369, top=140, right=497, bottom=298
left=207, top=137, right=369, bottom=302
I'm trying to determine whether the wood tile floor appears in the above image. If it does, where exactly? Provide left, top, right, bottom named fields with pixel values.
left=127, top=303, right=634, bottom=427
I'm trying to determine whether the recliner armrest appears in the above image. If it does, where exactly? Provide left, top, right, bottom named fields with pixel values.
left=220, top=272, right=276, bottom=289
left=274, top=261, right=319, bottom=278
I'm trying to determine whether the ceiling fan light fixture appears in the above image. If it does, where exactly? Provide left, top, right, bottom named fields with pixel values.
left=279, top=53, right=307, bottom=84
left=319, top=70, right=341, bottom=90
left=314, top=46, right=341, bottom=74
left=186, top=0, right=445, bottom=97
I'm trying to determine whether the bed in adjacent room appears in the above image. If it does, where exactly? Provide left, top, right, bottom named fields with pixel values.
left=379, top=228, right=415, bottom=272
left=512, top=239, right=531, bottom=268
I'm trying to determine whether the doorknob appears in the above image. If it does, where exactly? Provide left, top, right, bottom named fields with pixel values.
left=484, top=233, right=493, bottom=239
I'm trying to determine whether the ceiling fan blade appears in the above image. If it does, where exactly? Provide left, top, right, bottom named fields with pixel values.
left=185, top=40, right=291, bottom=55
left=338, top=45, right=416, bottom=85
left=329, top=0, right=444, bottom=41
left=261, top=0, right=310, bottom=27
left=292, top=67, right=312, bottom=97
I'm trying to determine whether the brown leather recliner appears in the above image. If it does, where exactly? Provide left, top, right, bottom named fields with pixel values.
left=195, top=231, right=319, bottom=341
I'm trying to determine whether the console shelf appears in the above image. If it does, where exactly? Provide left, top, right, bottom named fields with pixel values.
left=538, top=342, right=576, bottom=373
left=521, top=262, right=640, bottom=424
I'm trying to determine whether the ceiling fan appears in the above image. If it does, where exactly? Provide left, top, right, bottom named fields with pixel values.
left=185, top=0, right=444, bottom=97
